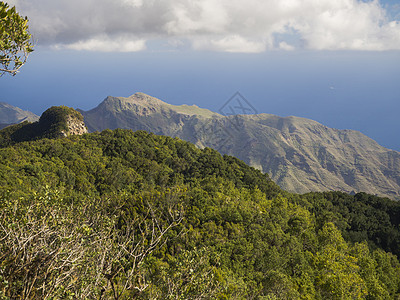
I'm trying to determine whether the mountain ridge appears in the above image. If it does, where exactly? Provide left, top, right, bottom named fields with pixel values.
left=80, top=92, right=400, bottom=200
left=0, top=102, right=39, bottom=129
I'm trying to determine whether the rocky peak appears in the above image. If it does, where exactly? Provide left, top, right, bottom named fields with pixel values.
left=39, top=106, right=88, bottom=138
left=0, top=106, right=88, bottom=147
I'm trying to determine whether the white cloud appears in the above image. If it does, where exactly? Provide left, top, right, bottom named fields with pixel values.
left=165, top=0, right=229, bottom=35
left=7, top=0, right=400, bottom=52
left=54, top=35, right=146, bottom=52
left=121, top=0, right=143, bottom=8
left=279, top=41, right=295, bottom=51
left=193, top=35, right=268, bottom=53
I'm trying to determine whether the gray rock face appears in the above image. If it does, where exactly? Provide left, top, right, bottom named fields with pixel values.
left=0, top=102, right=39, bottom=125
left=80, top=93, right=400, bottom=200
left=62, top=115, right=88, bottom=137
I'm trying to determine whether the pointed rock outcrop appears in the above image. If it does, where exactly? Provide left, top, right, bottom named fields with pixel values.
left=0, top=106, right=87, bottom=146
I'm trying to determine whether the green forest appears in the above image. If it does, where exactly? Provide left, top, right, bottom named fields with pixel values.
left=0, top=128, right=400, bottom=299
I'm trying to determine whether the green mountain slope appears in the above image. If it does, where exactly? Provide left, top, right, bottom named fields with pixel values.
left=0, top=128, right=399, bottom=299
left=80, top=93, right=400, bottom=200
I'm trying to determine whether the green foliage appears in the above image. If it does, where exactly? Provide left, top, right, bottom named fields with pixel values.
left=302, top=191, right=400, bottom=257
left=313, top=223, right=367, bottom=299
left=0, top=1, right=33, bottom=76
left=144, top=247, right=222, bottom=299
left=0, top=129, right=399, bottom=299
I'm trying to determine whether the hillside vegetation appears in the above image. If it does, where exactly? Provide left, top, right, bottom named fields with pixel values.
left=0, top=128, right=399, bottom=299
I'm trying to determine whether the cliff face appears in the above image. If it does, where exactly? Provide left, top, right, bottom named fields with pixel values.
left=215, top=114, right=400, bottom=200
left=80, top=93, right=400, bottom=200
left=60, top=115, right=88, bottom=137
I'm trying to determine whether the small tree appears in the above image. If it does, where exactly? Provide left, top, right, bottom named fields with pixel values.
left=0, top=1, right=33, bottom=76
left=0, top=187, right=185, bottom=299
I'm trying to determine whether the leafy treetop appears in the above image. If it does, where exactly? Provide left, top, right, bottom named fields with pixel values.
left=0, top=1, right=33, bottom=76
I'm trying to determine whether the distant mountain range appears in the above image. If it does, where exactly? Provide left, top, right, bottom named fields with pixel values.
left=78, top=93, right=400, bottom=200
left=1, top=94, right=399, bottom=200
left=0, top=102, right=39, bottom=129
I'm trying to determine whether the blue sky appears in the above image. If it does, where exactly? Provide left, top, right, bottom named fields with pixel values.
left=1, top=0, right=400, bottom=150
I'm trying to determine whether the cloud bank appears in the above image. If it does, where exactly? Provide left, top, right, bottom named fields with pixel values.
left=8, top=0, right=400, bottom=52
